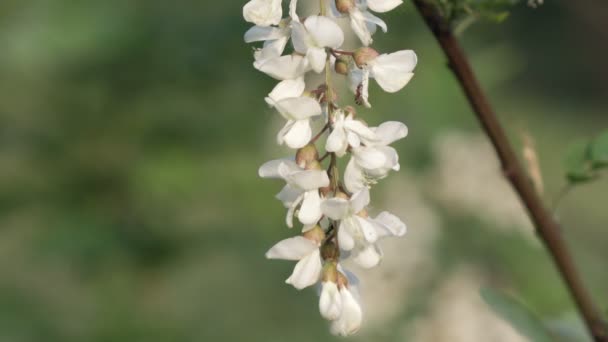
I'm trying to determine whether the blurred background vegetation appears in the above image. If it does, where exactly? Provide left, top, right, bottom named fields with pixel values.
left=0, top=1, right=606, bottom=341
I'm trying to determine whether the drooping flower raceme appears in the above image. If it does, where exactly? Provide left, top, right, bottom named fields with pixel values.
left=244, top=0, right=416, bottom=336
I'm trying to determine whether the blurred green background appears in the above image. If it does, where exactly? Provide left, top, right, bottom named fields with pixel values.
left=0, top=1, right=606, bottom=341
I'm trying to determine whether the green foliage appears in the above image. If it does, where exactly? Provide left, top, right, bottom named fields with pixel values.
left=480, top=287, right=554, bottom=342
left=563, top=130, right=608, bottom=184
left=433, top=0, right=521, bottom=34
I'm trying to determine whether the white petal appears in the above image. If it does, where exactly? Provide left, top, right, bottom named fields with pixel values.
left=286, top=193, right=305, bottom=228
left=321, top=198, right=351, bottom=220
left=350, top=188, right=370, bottom=213
left=352, top=244, right=382, bottom=268
left=275, top=97, right=322, bottom=120
left=319, top=281, right=343, bottom=320
left=330, top=287, right=362, bottom=336
left=277, top=120, right=294, bottom=145
left=254, top=36, right=289, bottom=62
left=265, top=78, right=306, bottom=105
left=287, top=169, right=330, bottom=191
left=290, top=21, right=309, bottom=54
left=244, top=25, right=284, bottom=43
left=283, top=119, right=313, bottom=149
left=254, top=54, right=310, bottom=80
left=354, top=215, right=378, bottom=243
left=259, top=159, right=299, bottom=179
left=289, top=0, right=300, bottom=21
left=265, top=236, right=319, bottom=260
left=338, top=219, right=355, bottom=251
left=276, top=184, right=304, bottom=207
left=325, top=126, right=348, bottom=157
left=305, top=16, right=344, bottom=48
left=361, top=10, right=387, bottom=33
left=373, top=211, right=407, bottom=237
left=360, top=68, right=371, bottom=108
left=286, top=249, right=322, bottom=289
left=371, top=50, right=417, bottom=92
left=366, top=0, right=403, bottom=13
left=372, top=121, right=408, bottom=146
left=348, top=67, right=364, bottom=94
left=243, top=0, right=283, bottom=26
left=307, top=47, right=327, bottom=73
left=344, top=118, right=378, bottom=142
left=344, top=158, right=366, bottom=193
left=353, top=146, right=387, bottom=170
left=298, top=190, right=323, bottom=225
left=349, top=9, right=373, bottom=46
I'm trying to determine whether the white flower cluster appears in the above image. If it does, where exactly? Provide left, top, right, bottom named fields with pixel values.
left=244, top=0, right=416, bottom=336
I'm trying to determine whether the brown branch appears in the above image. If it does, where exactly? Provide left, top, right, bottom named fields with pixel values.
left=412, top=1, right=608, bottom=341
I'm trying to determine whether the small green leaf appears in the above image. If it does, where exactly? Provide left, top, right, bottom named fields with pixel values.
left=590, top=131, right=608, bottom=168
left=564, top=141, right=595, bottom=183
left=480, top=287, right=554, bottom=342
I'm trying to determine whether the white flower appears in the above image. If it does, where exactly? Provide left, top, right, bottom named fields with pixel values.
left=337, top=0, right=403, bottom=46
left=291, top=16, right=345, bottom=73
left=319, top=281, right=342, bottom=320
left=326, top=109, right=378, bottom=157
left=344, top=121, right=408, bottom=193
left=266, top=236, right=323, bottom=289
left=330, top=285, right=363, bottom=336
left=264, top=78, right=323, bottom=148
left=259, top=159, right=329, bottom=227
left=245, top=20, right=291, bottom=64
left=254, top=54, right=311, bottom=80
left=349, top=50, right=417, bottom=107
left=243, top=0, right=283, bottom=27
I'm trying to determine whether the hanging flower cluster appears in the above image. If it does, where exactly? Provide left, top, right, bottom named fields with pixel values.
left=244, top=0, right=416, bottom=335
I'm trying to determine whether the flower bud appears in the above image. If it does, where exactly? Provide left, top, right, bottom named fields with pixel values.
left=354, top=47, right=379, bottom=68
left=303, top=225, right=326, bottom=244
left=334, top=56, right=350, bottom=75
left=321, top=240, right=339, bottom=261
left=306, top=160, right=323, bottom=171
left=296, top=144, right=319, bottom=168
left=319, top=280, right=342, bottom=320
left=334, top=191, right=350, bottom=200
left=335, top=0, right=355, bottom=13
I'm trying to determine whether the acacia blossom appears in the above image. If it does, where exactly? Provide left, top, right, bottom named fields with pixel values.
left=244, top=0, right=417, bottom=335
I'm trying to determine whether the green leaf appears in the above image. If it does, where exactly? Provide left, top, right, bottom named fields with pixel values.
left=590, top=131, right=608, bottom=168
left=564, top=141, right=595, bottom=183
left=480, top=287, right=554, bottom=342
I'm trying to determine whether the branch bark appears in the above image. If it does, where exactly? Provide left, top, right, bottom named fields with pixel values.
left=411, top=1, right=608, bottom=341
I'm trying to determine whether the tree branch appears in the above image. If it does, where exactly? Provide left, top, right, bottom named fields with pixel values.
left=412, top=1, right=608, bottom=341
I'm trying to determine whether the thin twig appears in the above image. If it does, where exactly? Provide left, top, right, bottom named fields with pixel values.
left=412, top=1, right=608, bottom=341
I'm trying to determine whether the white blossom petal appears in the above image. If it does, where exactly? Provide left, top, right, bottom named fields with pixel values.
left=371, top=50, right=417, bottom=93
left=330, top=287, right=362, bottom=336
left=353, top=146, right=387, bottom=170
left=243, top=0, right=283, bottom=26
left=259, top=159, right=299, bottom=179
left=366, top=0, right=403, bottom=13
left=287, top=169, right=330, bottom=191
left=319, top=281, right=343, bottom=320
left=286, top=249, right=322, bottom=289
left=321, top=198, right=350, bottom=220
left=352, top=244, right=382, bottom=268
left=283, top=119, right=312, bottom=148
left=254, top=54, right=310, bottom=80
left=349, top=9, right=373, bottom=46
left=361, top=10, right=387, bottom=33
left=354, top=215, right=378, bottom=243
left=286, top=193, right=305, bottom=228
left=265, top=78, right=306, bottom=105
left=350, top=188, right=370, bottom=213
left=338, top=219, right=355, bottom=250
left=298, top=190, right=323, bottom=225
left=275, top=97, right=322, bottom=120
left=305, top=16, right=344, bottom=48
left=265, top=236, right=319, bottom=260
left=344, top=158, right=366, bottom=193
left=373, top=211, right=407, bottom=237
left=244, top=25, right=284, bottom=43
left=326, top=125, right=348, bottom=156
left=372, top=121, right=408, bottom=146
left=307, top=47, right=328, bottom=73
